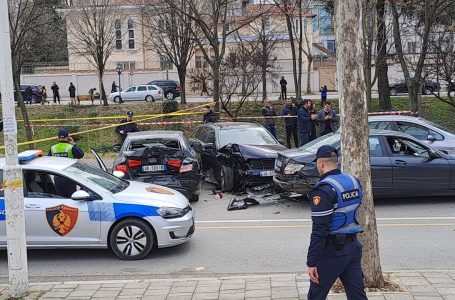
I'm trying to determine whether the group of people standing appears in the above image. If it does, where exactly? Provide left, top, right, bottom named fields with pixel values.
left=262, top=98, right=338, bottom=149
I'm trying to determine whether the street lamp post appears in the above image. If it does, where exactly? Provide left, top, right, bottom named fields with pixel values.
left=0, top=0, right=29, bottom=297
left=116, top=67, right=122, bottom=103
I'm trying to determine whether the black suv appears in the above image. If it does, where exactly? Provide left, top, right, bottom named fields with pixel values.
left=147, top=80, right=181, bottom=100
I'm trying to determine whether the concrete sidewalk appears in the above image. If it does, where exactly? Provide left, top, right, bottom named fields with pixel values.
left=1, top=271, right=454, bottom=300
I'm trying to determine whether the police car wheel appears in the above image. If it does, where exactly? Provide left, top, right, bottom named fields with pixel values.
left=109, top=219, right=154, bottom=260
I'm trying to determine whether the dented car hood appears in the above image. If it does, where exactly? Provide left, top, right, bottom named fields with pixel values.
left=222, top=144, right=286, bottom=160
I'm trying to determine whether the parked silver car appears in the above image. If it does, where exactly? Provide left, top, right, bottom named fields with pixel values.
left=368, top=115, right=455, bottom=155
left=0, top=150, right=194, bottom=260
left=109, top=84, right=163, bottom=103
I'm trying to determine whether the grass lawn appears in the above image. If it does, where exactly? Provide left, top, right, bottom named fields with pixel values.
left=1, top=95, right=454, bottom=156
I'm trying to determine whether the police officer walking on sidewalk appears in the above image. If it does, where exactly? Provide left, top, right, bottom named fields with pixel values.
left=49, top=128, right=84, bottom=159
left=307, top=145, right=367, bottom=300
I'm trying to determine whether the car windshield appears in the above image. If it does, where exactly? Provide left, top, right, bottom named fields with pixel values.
left=298, top=133, right=340, bottom=153
left=64, top=162, right=129, bottom=194
left=218, top=127, right=278, bottom=147
left=423, top=120, right=455, bottom=135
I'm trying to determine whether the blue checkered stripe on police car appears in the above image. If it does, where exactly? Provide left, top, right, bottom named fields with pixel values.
left=87, top=201, right=159, bottom=222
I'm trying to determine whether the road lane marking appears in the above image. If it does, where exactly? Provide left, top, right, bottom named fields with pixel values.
left=196, top=223, right=455, bottom=229
left=196, top=216, right=455, bottom=224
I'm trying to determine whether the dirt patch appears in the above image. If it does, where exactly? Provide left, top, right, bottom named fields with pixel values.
left=331, top=273, right=406, bottom=294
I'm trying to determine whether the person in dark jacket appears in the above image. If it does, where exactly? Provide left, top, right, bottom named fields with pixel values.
left=69, top=82, right=76, bottom=105
left=280, top=76, right=287, bottom=100
left=281, top=99, right=298, bottom=148
left=51, top=82, right=60, bottom=104
left=262, top=98, right=278, bottom=139
left=115, top=111, right=139, bottom=143
left=25, top=86, right=33, bottom=105
left=111, top=81, right=118, bottom=93
left=203, top=106, right=217, bottom=123
left=308, top=100, right=318, bottom=141
left=298, top=99, right=317, bottom=146
left=317, top=101, right=338, bottom=136
left=320, top=85, right=328, bottom=107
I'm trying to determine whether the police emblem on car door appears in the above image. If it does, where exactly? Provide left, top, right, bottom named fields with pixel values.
left=46, top=204, right=78, bottom=236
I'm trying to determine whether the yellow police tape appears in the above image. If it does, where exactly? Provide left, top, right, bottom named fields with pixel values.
left=0, top=179, right=23, bottom=191
left=19, top=110, right=204, bottom=123
left=0, top=102, right=214, bottom=149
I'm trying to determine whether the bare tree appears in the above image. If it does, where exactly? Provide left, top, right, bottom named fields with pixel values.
left=65, top=0, right=120, bottom=106
left=8, top=0, right=54, bottom=145
left=166, top=0, right=262, bottom=110
left=390, top=0, right=455, bottom=112
left=426, top=14, right=455, bottom=108
left=335, top=0, right=384, bottom=288
left=219, top=46, right=262, bottom=117
left=241, top=9, right=279, bottom=99
left=375, top=0, right=391, bottom=110
left=142, top=0, right=197, bottom=104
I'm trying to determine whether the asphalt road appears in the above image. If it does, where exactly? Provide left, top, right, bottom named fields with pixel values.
left=1, top=182, right=454, bottom=283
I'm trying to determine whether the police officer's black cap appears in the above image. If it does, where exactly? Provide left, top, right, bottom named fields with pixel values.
left=127, top=111, right=133, bottom=117
left=58, top=128, right=69, bottom=138
left=316, top=145, right=338, bottom=159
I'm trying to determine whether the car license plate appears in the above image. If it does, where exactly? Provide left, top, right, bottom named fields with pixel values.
left=259, top=170, right=275, bottom=177
left=142, top=165, right=166, bottom=172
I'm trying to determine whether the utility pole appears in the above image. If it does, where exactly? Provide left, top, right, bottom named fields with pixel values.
left=0, top=0, right=29, bottom=297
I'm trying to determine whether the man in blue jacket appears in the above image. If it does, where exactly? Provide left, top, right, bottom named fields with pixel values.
left=281, top=99, right=298, bottom=148
left=298, top=99, right=316, bottom=146
left=317, top=101, right=338, bottom=136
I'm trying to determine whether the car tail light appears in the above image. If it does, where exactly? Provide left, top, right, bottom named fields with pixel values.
left=179, top=164, right=193, bottom=173
left=176, top=87, right=181, bottom=93
left=127, top=159, right=142, bottom=168
left=116, top=164, right=127, bottom=173
left=167, top=159, right=182, bottom=169
left=158, top=89, right=162, bottom=94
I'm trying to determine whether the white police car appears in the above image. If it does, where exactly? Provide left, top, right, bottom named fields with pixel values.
left=0, top=150, right=194, bottom=260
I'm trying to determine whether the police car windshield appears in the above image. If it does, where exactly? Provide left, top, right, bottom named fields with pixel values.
left=64, top=162, right=129, bottom=194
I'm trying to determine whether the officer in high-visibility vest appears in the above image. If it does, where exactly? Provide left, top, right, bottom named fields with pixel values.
left=49, top=128, right=84, bottom=159
left=307, top=145, right=367, bottom=300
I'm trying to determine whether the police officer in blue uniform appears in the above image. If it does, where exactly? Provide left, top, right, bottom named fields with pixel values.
left=307, top=145, right=367, bottom=300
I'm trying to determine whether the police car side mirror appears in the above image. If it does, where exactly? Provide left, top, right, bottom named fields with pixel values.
left=71, top=190, right=92, bottom=201
left=113, top=170, right=125, bottom=179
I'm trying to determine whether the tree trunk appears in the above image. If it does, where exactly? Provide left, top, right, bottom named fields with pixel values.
left=212, top=61, right=220, bottom=112
left=285, top=13, right=298, bottom=100
left=376, top=0, right=391, bottom=111
left=12, top=71, right=34, bottom=148
left=364, top=48, right=372, bottom=111
left=97, top=70, right=108, bottom=106
left=297, top=2, right=303, bottom=99
left=178, top=67, right=187, bottom=104
left=335, top=0, right=384, bottom=288
left=306, top=56, right=313, bottom=94
left=409, top=80, right=421, bottom=112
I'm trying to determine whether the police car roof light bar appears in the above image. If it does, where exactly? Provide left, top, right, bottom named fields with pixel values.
left=18, top=150, right=43, bottom=162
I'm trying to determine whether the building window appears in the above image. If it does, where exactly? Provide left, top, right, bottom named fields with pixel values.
left=407, top=41, right=416, bottom=54
left=160, top=56, right=173, bottom=70
left=128, top=19, right=135, bottom=49
left=115, top=19, right=122, bottom=50
left=116, top=61, right=136, bottom=71
left=327, top=40, right=336, bottom=52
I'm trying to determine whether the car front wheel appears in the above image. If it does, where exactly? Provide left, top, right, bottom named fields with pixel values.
left=113, top=96, right=122, bottom=103
left=220, top=165, right=234, bottom=192
left=423, top=88, right=432, bottom=95
left=389, top=88, right=398, bottom=96
left=109, top=219, right=154, bottom=260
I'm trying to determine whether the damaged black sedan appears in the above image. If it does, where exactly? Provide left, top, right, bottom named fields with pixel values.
left=192, top=122, right=286, bottom=192
left=112, top=131, right=202, bottom=201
